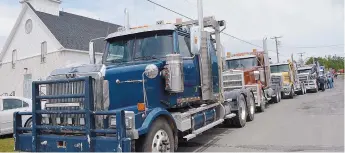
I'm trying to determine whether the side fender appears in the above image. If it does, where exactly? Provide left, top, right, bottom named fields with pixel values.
left=137, top=107, right=177, bottom=136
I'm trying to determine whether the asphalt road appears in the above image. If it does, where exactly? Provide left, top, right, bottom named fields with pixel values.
left=178, top=77, right=344, bottom=152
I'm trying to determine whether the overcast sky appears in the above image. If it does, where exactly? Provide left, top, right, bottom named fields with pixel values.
left=0, top=0, right=343, bottom=63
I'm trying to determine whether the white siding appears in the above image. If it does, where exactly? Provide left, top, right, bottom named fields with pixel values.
left=0, top=50, right=102, bottom=97
left=1, top=7, right=61, bottom=64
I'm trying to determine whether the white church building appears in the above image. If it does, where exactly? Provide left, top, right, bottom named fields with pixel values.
left=0, top=0, right=120, bottom=98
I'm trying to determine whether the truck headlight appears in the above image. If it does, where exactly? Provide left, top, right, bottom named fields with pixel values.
left=110, top=116, right=116, bottom=126
left=145, top=64, right=159, bottom=79
left=42, top=117, right=50, bottom=124
left=109, top=116, right=133, bottom=129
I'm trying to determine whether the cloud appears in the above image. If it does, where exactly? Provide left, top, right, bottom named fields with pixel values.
left=0, top=1, right=20, bottom=51
left=0, top=0, right=343, bottom=63
left=0, top=2, right=20, bottom=37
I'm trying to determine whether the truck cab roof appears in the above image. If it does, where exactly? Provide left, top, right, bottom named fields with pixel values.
left=298, top=66, right=313, bottom=70
left=270, top=62, right=289, bottom=66
left=226, top=54, right=257, bottom=60
left=106, top=24, right=176, bottom=40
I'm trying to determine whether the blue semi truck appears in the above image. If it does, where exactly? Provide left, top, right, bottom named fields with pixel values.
left=13, top=17, right=256, bottom=152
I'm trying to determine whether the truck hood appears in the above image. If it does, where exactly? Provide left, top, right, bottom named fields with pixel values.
left=105, top=60, right=165, bottom=109
left=49, top=64, right=106, bottom=78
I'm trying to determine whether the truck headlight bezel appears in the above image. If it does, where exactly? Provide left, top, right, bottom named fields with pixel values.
left=108, top=112, right=135, bottom=129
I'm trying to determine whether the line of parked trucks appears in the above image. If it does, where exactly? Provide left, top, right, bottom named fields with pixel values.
left=12, top=17, right=328, bottom=152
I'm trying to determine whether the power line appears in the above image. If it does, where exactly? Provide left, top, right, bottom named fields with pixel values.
left=146, top=0, right=263, bottom=48
left=282, top=44, right=344, bottom=49
left=146, top=0, right=192, bottom=20
left=222, top=32, right=263, bottom=48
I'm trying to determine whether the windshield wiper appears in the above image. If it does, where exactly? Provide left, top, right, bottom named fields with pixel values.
left=107, top=59, right=126, bottom=63
left=239, top=63, right=246, bottom=69
left=133, top=56, right=158, bottom=61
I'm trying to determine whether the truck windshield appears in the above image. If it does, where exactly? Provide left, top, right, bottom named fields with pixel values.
left=270, top=64, right=289, bottom=73
left=104, top=31, right=174, bottom=63
left=226, top=57, right=257, bottom=69
left=298, top=69, right=311, bottom=74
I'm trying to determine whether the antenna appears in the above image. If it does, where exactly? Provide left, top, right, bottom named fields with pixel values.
left=124, top=8, right=130, bottom=30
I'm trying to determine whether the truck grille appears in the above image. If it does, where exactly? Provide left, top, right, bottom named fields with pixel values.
left=222, top=72, right=243, bottom=92
left=44, top=78, right=104, bottom=128
left=46, top=81, right=87, bottom=126
left=298, top=75, right=308, bottom=83
left=271, top=76, right=281, bottom=85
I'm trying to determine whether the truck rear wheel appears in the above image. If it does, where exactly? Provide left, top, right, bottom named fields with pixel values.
left=289, top=87, right=294, bottom=99
left=136, top=117, right=175, bottom=152
left=224, top=94, right=247, bottom=128
left=278, top=92, right=281, bottom=102
left=257, top=98, right=265, bottom=112
left=246, top=93, right=255, bottom=122
left=271, top=95, right=278, bottom=103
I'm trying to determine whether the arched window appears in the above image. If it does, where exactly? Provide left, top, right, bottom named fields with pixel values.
left=12, top=49, right=17, bottom=69
left=41, top=41, right=47, bottom=63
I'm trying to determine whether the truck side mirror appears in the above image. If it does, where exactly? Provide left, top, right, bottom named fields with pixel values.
left=190, top=26, right=200, bottom=55
left=89, top=42, right=96, bottom=64
left=254, top=71, right=260, bottom=80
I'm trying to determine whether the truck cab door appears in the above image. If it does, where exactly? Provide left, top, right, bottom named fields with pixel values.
left=207, top=37, right=220, bottom=95
left=177, top=34, right=201, bottom=98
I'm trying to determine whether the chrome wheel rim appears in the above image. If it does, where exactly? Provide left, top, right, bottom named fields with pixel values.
left=152, top=129, right=171, bottom=152
left=250, top=97, right=254, bottom=115
left=240, top=103, right=246, bottom=120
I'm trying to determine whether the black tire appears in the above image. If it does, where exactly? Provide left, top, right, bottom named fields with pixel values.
left=246, top=93, right=255, bottom=122
left=273, top=96, right=278, bottom=103
left=24, top=118, right=32, bottom=133
left=278, top=92, right=281, bottom=102
left=288, top=87, right=294, bottom=99
left=224, top=94, right=247, bottom=128
left=257, top=100, right=265, bottom=113
left=136, top=117, right=175, bottom=152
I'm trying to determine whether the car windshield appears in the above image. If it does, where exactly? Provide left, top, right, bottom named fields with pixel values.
left=270, top=64, right=289, bottom=73
left=226, top=57, right=257, bottom=69
left=298, top=69, right=311, bottom=74
left=104, top=31, right=174, bottom=63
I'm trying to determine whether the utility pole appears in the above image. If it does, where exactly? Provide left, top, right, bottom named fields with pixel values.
left=197, top=0, right=204, bottom=34
left=271, top=36, right=282, bottom=63
left=124, top=8, right=130, bottom=30
left=297, top=52, right=305, bottom=65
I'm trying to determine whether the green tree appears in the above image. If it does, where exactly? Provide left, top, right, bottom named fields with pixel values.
left=305, top=55, right=344, bottom=71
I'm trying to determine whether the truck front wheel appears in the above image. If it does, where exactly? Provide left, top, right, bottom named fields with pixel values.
left=136, top=117, right=175, bottom=152
left=289, top=86, right=294, bottom=99
left=246, top=93, right=255, bottom=122
left=224, top=94, right=247, bottom=128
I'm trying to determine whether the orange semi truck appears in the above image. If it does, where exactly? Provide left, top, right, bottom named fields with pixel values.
left=224, top=49, right=281, bottom=112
